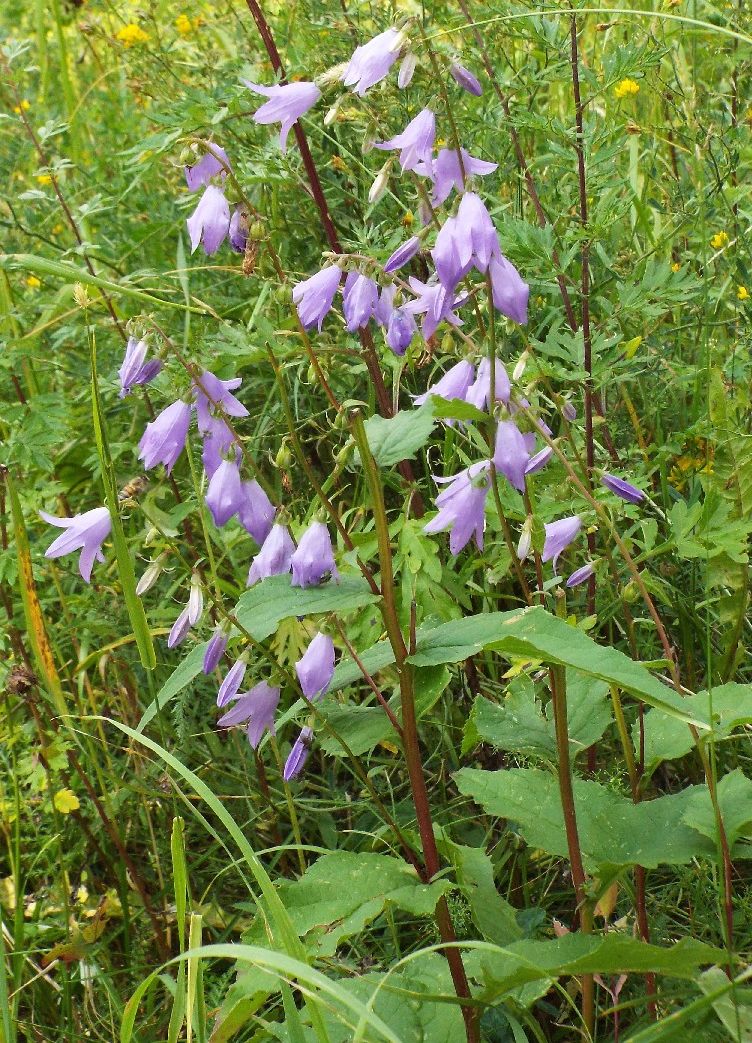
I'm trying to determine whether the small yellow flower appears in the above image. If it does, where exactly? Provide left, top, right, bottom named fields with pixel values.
left=36, top=173, right=52, bottom=185
left=738, top=285, right=749, bottom=301
left=53, top=789, right=80, bottom=814
left=671, top=262, right=681, bottom=272
left=25, top=276, right=41, bottom=289
left=330, top=155, right=346, bottom=171
left=52, top=223, right=64, bottom=235
left=402, top=210, right=414, bottom=227
left=116, top=23, right=149, bottom=46
left=175, top=13, right=193, bottom=35
left=710, top=231, right=729, bottom=249
left=13, top=100, right=30, bottom=114
left=615, top=78, right=640, bottom=99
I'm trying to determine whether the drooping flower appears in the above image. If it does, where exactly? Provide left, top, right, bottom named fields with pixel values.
left=238, top=480, right=275, bottom=544
left=542, top=516, right=582, bottom=572
left=489, top=254, right=529, bottom=325
left=41, top=506, right=111, bottom=583
left=424, top=461, right=490, bottom=555
left=193, top=371, right=248, bottom=434
left=413, top=359, right=474, bottom=405
left=229, top=206, right=248, bottom=253
left=384, top=236, right=420, bottom=273
left=601, top=473, right=645, bottom=505
left=418, top=147, right=497, bottom=207
left=217, top=658, right=247, bottom=707
left=293, top=265, right=342, bottom=331
left=433, top=192, right=500, bottom=291
left=201, top=416, right=240, bottom=478
left=206, top=458, right=244, bottom=527
left=283, top=726, right=314, bottom=781
left=218, top=681, right=280, bottom=749
left=386, top=308, right=416, bottom=355
left=341, top=28, right=403, bottom=96
left=525, top=446, right=554, bottom=475
left=247, top=523, right=295, bottom=585
left=296, top=632, right=336, bottom=701
left=186, top=184, right=230, bottom=255
left=403, top=277, right=466, bottom=339
left=375, top=108, right=436, bottom=172
left=342, top=272, right=379, bottom=331
left=119, top=336, right=162, bottom=398
left=566, top=562, right=595, bottom=588
left=374, top=283, right=396, bottom=327
left=185, top=145, right=230, bottom=191
left=243, top=80, right=321, bottom=152
left=203, top=625, right=229, bottom=674
left=465, top=357, right=511, bottom=410
left=291, top=521, right=337, bottom=587
left=138, top=400, right=191, bottom=473
left=167, top=605, right=192, bottom=649
left=493, top=420, right=530, bottom=492
left=449, top=63, right=483, bottom=96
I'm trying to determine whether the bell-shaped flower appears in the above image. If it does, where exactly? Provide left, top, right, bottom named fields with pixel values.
left=403, top=277, right=466, bottom=339
left=384, top=236, right=420, bottom=274
left=342, top=271, right=379, bottom=331
left=493, top=420, right=530, bottom=492
left=413, top=358, right=474, bottom=405
left=375, top=108, right=435, bottom=172
left=167, top=605, right=192, bottom=649
left=41, top=505, right=111, bottom=583
left=293, top=264, right=342, bottom=331
left=295, top=632, right=335, bottom=701
left=201, top=416, right=240, bottom=479
left=243, top=80, right=321, bottom=152
left=229, top=206, right=248, bottom=253
left=418, top=147, right=497, bottom=207
left=203, top=624, right=229, bottom=674
left=206, top=458, right=244, bottom=527
left=450, top=63, right=483, bottom=96
left=424, top=461, right=490, bottom=555
left=601, top=473, right=645, bottom=505
left=466, top=357, right=511, bottom=410
left=238, top=480, right=275, bottom=544
left=566, top=561, right=595, bottom=589
left=525, top=446, right=554, bottom=475
left=247, top=523, right=295, bottom=585
left=187, top=184, right=230, bottom=255
left=218, top=681, right=280, bottom=749
left=193, top=370, right=248, bottom=434
left=489, top=254, right=529, bottom=325
left=283, top=726, right=314, bottom=781
left=185, top=145, right=230, bottom=191
left=291, top=521, right=337, bottom=587
left=542, top=516, right=582, bottom=572
left=386, top=308, right=416, bottom=356
left=119, top=336, right=162, bottom=398
left=138, top=399, right=191, bottom=473
left=217, top=657, right=247, bottom=707
left=341, top=28, right=403, bottom=95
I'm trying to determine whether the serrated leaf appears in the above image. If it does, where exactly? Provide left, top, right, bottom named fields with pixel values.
left=235, top=575, right=378, bottom=641
left=362, top=403, right=435, bottom=467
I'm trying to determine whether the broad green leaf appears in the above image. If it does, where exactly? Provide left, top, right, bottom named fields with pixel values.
left=682, top=769, right=752, bottom=849
left=319, top=704, right=393, bottom=757
left=330, top=640, right=396, bottom=692
left=455, top=766, right=716, bottom=870
left=698, top=967, right=752, bottom=1042
left=439, top=837, right=522, bottom=946
left=137, top=641, right=209, bottom=733
left=639, top=683, right=752, bottom=775
left=362, top=403, right=435, bottom=467
left=235, top=575, right=378, bottom=641
left=429, top=395, right=489, bottom=424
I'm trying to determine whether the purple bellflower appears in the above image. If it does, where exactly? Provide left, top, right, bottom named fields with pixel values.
left=247, top=523, right=295, bottom=585
left=341, top=28, right=403, bottom=95
left=424, top=461, right=490, bottom=555
left=493, top=420, right=530, bottom=492
left=238, top=480, right=275, bottom=544
left=489, top=254, right=529, bottom=325
left=293, top=265, right=342, bottom=331
left=417, top=147, right=497, bottom=207
left=449, top=63, right=483, bottom=96
left=203, top=625, right=229, bottom=674
left=296, top=632, right=336, bottom=701
left=41, top=506, right=111, bottom=583
left=384, top=235, right=420, bottom=273
left=291, top=521, right=338, bottom=587
left=243, top=80, right=321, bottom=152
left=205, top=458, right=244, bottom=527
left=542, top=516, right=582, bottom=572
left=374, top=284, right=395, bottom=327
left=386, top=308, right=416, bottom=355
left=413, top=358, right=474, bottom=405
left=375, top=108, right=435, bottom=172
left=167, top=605, right=192, bottom=649
left=525, top=446, right=554, bottom=475
left=217, top=658, right=247, bottom=708
left=342, top=271, right=379, bottom=331
left=465, top=357, right=511, bottom=410
left=201, top=417, right=240, bottom=478
left=403, top=277, right=466, bottom=339
left=218, top=681, right=280, bottom=749
left=601, top=473, right=645, bottom=505
left=283, top=726, right=314, bottom=781
left=185, top=145, right=230, bottom=191
left=119, top=336, right=162, bottom=398
left=187, top=184, right=231, bottom=255
left=229, top=207, right=248, bottom=253
left=432, top=192, right=500, bottom=291
left=193, top=370, right=248, bottom=434
left=566, top=561, right=595, bottom=588
left=138, top=399, right=191, bottom=474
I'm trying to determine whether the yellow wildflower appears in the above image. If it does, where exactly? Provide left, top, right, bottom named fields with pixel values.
left=13, top=100, right=30, bottom=114
left=36, top=173, right=52, bottom=185
left=614, top=78, right=640, bottom=99
left=710, top=231, right=729, bottom=249
left=738, top=285, right=749, bottom=301
left=52, top=223, right=64, bottom=235
left=53, top=789, right=80, bottom=814
left=116, top=23, right=149, bottom=46
left=671, top=262, right=681, bottom=272
left=175, top=13, right=193, bottom=35
left=402, top=210, right=414, bottom=227
left=25, top=276, right=41, bottom=289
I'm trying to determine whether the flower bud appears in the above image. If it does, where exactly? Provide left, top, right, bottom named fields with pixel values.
left=398, top=52, right=417, bottom=88
left=512, top=351, right=528, bottom=382
left=368, top=161, right=391, bottom=204
left=136, top=558, right=163, bottom=596
left=275, top=442, right=292, bottom=470
left=144, top=525, right=160, bottom=546
left=188, top=572, right=204, bottom=625
left=517, top=516, right=533, bottom=562
left=324, top=96, right=343, bottom=126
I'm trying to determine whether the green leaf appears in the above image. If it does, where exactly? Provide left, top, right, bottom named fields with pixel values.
left=136, top=641, right=209, bottom=733
left=682, top=769, right=752, bottom=850
left=329, top=640, right=397, bottom=692
left=698, top=967, right=752, bottom=1042
left=455, top=766, right=716, bottom=870
left=235, top=575, right=378, bottom=642
left=438, top=836, right=523, bottom=946
left=362, top=403, right=435, bottom=467
left=429, top=395, right=489, bottom=425
left=319, top=704, right=393, bottom=757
